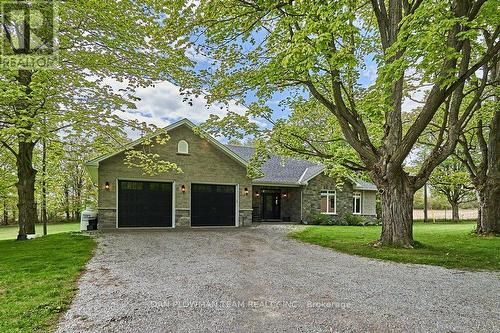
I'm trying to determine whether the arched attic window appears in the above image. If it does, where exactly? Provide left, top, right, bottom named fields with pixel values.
left=177, top=140, right=189, bottom=154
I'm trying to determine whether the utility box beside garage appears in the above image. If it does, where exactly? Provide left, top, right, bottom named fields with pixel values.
left=89, top=119, right=253, bottom=229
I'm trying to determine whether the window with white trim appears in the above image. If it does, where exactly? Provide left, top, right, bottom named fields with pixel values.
left=353, top=192, right=362, bottom=214
left=320, top=190, right=336, bottom=214
left=177, top=140, right=189, bottom=154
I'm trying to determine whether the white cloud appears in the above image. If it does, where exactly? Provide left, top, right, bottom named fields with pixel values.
left=132, top=81, right=247, bottom=122
left=360, top=62, right=377, bottom=84
left=103, top=79, right=255, bottom=138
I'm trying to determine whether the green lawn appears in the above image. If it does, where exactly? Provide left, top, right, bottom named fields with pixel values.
left=290, top=222, right=500, bottom=271
left=0, top=223, right=80, bottom=240
left=0, top=233, right=96, bottom=333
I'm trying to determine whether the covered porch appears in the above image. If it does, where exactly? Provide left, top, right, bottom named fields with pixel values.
left=252, top=185, right=302, bottom=223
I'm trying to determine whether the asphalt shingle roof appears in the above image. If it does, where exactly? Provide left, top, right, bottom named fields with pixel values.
left=353, top=179, right=378, bottom=191
left=225, top=145, right=377, bottom=190
left=225, top=145, right=321, bottom=185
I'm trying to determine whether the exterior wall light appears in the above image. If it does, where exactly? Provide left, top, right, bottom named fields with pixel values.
left=283, top=192, right=288, bottom=198
left=244, top=187, right=249, bottom=196
left=105, top=182, right=110, bottom=191
left=255, top=191, right=260, bottom=197
left=181, top=185, right=186, bottom=193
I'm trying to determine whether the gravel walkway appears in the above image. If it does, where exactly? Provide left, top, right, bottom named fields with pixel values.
left=57, top=225, right=500, bottom=333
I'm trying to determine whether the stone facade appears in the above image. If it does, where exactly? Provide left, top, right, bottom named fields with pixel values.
left=95, top=122, right=377, bottom=228
left=251, top=186, right=302, bottom=222
left=239, top=210, right=253, bottom=226
left=301, top=174, right=376, bottom=224
left=97, top=124, right=252, bottom=229
left=98, top=208, right=116, bottom=229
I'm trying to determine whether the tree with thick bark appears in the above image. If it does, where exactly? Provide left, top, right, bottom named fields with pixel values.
left=168, top=0, right=499, bottom=246
left=456, top=57, right=499, bottom=234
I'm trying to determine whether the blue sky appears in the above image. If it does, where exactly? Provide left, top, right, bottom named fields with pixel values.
left=115, top=33, right=386, bottom=140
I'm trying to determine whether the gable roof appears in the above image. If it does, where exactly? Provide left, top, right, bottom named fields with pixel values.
left=225, top=145, right=377, bottom=190
left=226, top=145, right=324, bottom=186
left=86, top=118, right=247, bottom=167
left=85, top=118, right=377, bottom=190
left=84, top=119, right=247, bottom=183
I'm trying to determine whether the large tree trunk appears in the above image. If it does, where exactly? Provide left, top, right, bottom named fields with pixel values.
left=482, top=109, right=500, bottom=234
left=376, top=172, right=415, bottom=248
left=475, top=110, right=500, bottom=235
left=450, top=201, right=460, bottom=222
left=482, top=181, right=500, bottom=234
left=16, top=141, right=38, bottom=239
left=476, top=184, right=499, bottom=234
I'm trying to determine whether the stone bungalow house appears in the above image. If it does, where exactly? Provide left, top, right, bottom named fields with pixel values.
left=85, top=118, right=377, bottom=229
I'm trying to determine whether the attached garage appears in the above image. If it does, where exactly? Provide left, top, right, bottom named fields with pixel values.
left=117, top=180, right=174, bottom=228
left=88, top=119, right=252, bottom=229
left=191, top=184, right=237, bottom=227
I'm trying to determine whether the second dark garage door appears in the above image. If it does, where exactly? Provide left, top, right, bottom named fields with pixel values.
left=191, top=184, right=236, bottom=227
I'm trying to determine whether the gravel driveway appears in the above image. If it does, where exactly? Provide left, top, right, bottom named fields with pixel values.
left=57, top=225, right=500, bottom=333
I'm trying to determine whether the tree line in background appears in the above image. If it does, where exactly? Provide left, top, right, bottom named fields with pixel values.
left=1, top=1, right=498, bottom=247
left=0, top=135, right=114, bottom=226
left=1, top=1, right=188, bottom=238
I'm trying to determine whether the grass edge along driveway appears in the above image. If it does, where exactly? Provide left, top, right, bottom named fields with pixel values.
left=0, top=232, right=96, bottom=333
left=0, top=223, right=80, bottom=241
left=289, top=223, right=499, bottom=271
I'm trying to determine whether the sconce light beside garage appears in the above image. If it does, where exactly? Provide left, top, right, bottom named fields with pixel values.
left=181, top=185, right=186, bottom=193
left=282, top=192, right=288, bottom=198
left=104, top=182, right=110, bottom=191
left=255, top=191, right=260, bottom=197
left=244, top=188, right=249, bottom=196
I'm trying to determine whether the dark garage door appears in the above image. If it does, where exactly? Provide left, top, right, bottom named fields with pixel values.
left=118, top=180, right=173, bottom=228
left=191, top=184, right=236, bottom=227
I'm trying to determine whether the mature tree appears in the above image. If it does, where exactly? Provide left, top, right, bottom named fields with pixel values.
left=428, top=157, right=474, bottom=222
left=456, top=58, right=499, bottom=234
left=169, top=0, right=500, bottom=246
left=1, top=1, right=189, bottom=239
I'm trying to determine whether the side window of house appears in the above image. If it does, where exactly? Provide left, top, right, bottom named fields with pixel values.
left=353, top=192, right=362, bottom=214
left=320, top=190, right=336, bottom=214
left=177, top=140, right=189, bottom=154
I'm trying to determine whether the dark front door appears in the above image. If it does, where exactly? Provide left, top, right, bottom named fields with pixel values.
left=118, top=180, right=172, bottom=228
left=191, top=184, right=236, bottom=226
left=262, top=191, right=281, bottom=220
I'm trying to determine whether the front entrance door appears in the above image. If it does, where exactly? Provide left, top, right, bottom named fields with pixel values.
left=262, top=191, right=281, bottom=220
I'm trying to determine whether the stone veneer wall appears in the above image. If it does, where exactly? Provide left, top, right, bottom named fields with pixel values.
left=98, top=208, right=116, bottom=229
left=282, top=187, right=302, bottom=221
left=97, top=124, right=252, bottom=229
left=302, top=173, right=377, bottom=223
left=251, top=185, right=301, bottom=222
left=302, top=174, right=352, bottom=223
